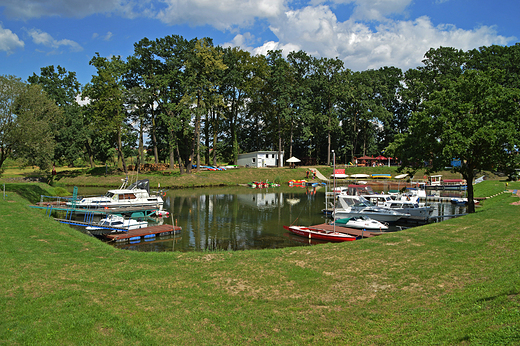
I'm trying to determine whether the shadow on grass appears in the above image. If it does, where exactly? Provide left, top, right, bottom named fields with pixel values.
left=4, top=184, right=53, bottom=204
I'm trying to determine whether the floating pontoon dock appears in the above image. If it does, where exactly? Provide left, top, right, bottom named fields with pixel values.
left=104, top=225, right=181, bottom=243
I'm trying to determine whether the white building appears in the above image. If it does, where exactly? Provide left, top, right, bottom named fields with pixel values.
left=237, top=151, right=284, bottom=168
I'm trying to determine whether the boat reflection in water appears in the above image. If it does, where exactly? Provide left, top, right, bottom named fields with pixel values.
left=92, top=185, right=466, bottom=253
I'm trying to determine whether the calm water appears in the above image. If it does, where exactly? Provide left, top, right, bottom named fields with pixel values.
left=69, top=185, right=466, bottom=252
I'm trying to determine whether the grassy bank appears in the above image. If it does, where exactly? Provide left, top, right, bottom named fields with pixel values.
left=1, top=164, right=499, bottom=190
left=1, top=183, right=520, bottom=344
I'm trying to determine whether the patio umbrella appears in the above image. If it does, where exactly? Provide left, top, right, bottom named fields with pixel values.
left=286, top=157, right=301, bottom=163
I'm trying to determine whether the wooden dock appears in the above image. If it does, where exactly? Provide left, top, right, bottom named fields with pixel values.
left=307, top=223, right=383, bottom=238
left=104, top=225, right=182, bottom=243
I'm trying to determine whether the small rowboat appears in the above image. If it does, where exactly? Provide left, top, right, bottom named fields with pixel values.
left=283, top=225, right=356, bottom=242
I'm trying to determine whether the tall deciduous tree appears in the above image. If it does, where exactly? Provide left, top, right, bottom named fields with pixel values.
left=265, top=50, right=293, bottom=167
left=0, top=75, right=25, bottom=171
left=12, top=84, right=62, bottom=170
left=28, top=65, right=85, bottom=166
left=183, top=38, right=227, bottom=172
left=309, top=56, right=345, bottom=165
left=84, top=53, right=129, bottom=173
left=0, top=76, right=61, bottom=171
left=389, top=69, right=520, bottom=213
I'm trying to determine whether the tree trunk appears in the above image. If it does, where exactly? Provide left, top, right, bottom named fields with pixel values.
left=117, top=128, right=127, bottom=174
left=463, top=168, right=476, bottom=213
left=278, top=113, right=282, bottom=168
left=212, top=108, right=218, bottom=167
left=176, top=139, right=185, bottom=175
left=85, top=139, right=95, bottom=168
left=139, top=117, right=145, bottom=167
left=151, top=102, right=159, bottom=164
left=205, top=109, right=210, bottom=165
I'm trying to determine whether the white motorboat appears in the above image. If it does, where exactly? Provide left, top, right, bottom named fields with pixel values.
left=86, top=214, right=148, bottom=231
left=67, top=179, right=164, bottom=211
left=332, top=195, right=409, bottom=223
left=362, top=193, right=432, bottom=220
left=331, top=216, right=388, bottom=230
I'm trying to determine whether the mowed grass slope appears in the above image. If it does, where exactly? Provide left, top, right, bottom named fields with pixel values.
left=1, top=184, right=519, bottom=345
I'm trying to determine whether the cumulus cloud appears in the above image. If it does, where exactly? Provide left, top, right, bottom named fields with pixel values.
left=27, top=28, right=83, bottom=52
left=252, top=6, right=514, bottom=71
left=1, top=0, right=515, bottom=73
left=0, top=25, right=24, bottom=54
left=156, top=0, right=286, bottom=30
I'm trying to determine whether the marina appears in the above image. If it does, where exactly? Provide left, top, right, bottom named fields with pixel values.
left=47, top=184, right=469, bottom=252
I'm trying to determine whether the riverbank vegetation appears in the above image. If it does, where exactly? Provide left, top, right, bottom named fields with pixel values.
left=1, top=182, right=519, bottom=344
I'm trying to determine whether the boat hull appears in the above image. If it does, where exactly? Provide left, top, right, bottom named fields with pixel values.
left=333, top=210, right=404, bottom=223
left=283, top=225, right=356, bottom=242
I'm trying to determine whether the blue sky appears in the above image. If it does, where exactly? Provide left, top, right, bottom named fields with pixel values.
left=1, top=0, right=517, bottom=86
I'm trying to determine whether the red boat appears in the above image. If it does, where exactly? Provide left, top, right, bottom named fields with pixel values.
left=283, top=225, right=356, bottom=242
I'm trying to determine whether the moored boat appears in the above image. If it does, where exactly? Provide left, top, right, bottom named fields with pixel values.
left=86, top=214, right=148, bottom=232
left=67, top=178, right=164, bottom=211
left=333, top=194, right=409, bottom=222
left=331, top=216, right=388, bottom=230
left=283, top=225, right=356, bottom=242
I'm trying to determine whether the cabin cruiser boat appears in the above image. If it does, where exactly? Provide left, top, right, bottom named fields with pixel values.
left=86, top=214, right=148, bottom=232
left=362, top=193, right=432, bottom=220
left=67, top=178, right=164, bottom=211
left=332, top=195, right=409, bottom=223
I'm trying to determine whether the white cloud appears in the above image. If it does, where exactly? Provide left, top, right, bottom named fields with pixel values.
left=254, top=6, right=514, bottom=71
left=1, top=0, right=151, bottom=19
left=27, top=28, right=83, bottom=52
left=0, top=25, right=24, bottom=54
left=103, top=32, right=114, bottom=41
left=157, top=0, right=286, bottom=30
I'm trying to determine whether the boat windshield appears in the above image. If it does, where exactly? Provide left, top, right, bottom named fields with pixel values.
left=105, top=192, right=114, bottom=198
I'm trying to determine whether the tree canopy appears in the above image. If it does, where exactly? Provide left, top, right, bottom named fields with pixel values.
left=3, top=37, right=520, bottom=187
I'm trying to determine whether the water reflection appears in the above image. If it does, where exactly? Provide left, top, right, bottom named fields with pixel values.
left=72, top=185, right=466, bottom=252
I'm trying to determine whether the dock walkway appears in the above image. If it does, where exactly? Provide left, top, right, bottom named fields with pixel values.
left=104, top=225, right=181, bottom=242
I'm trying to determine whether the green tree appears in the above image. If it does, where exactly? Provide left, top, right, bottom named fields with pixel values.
left=389, top=69, right=520, bottom=213
left=28, top=65, right=85, bottom=166
left=309, top=56, right=345, bottom=165
left=12, top=83, right=62, bottom=170
left=264, top=50, right=293, bottom=167
left=183, top=38, right=227, bottom=172
left=287, top=50, right=313, bottom=161
left=83, top=53, right=129, bottom=173
left=0, top=75, right=25, bottom=171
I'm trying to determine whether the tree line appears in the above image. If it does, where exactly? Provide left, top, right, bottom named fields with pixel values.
left=1, top=36, right=519, bottom=186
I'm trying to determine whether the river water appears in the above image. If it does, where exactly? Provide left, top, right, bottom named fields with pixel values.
left=69, top=184, right=467, bottom=252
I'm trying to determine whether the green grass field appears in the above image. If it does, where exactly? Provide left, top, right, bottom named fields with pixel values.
left=1, top=181, right=519, bottom=345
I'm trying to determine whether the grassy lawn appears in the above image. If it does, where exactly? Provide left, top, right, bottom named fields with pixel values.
left=1, top=182, right=519, bottom=345
left=0, top=162, right=503, bottom=190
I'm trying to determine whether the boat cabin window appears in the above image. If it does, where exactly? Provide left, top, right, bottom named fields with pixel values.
left=119, top=193, right=137, bottom=200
